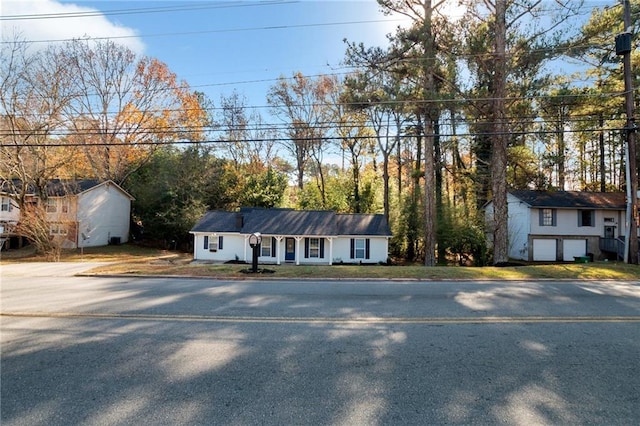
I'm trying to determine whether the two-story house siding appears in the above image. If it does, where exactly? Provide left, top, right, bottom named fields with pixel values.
left=486, top=190, right=627, bottom=262
left=1, top=180, right=133, bottom=250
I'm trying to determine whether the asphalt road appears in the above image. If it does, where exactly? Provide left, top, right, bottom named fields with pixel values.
left=1, top=266, right=639, bottom=425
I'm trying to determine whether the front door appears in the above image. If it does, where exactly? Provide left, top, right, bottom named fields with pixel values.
left=604, top=226, right=616, bottom=239
left=285, top=238, right=295, bottom=261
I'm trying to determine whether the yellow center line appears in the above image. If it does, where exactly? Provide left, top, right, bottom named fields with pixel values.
left=2, top=311, right=640, bottom=324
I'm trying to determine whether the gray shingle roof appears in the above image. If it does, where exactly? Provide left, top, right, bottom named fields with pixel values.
left=510, top=190, right=626, bottom=209
left=1, top=179, right=124, bottom=197
left=189, top=211, right=241, bottom=233
left=45, top=179, right=102, bottom=196
left=191, top=208, right=392, bottom=237
left=336, top=213, right=391, bottom=235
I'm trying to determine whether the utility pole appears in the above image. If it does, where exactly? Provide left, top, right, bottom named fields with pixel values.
left=616, top=0, right=638, bottom=264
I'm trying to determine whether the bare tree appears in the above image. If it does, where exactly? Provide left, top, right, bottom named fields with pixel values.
left=218, top=91, right=278, bottom=173
left=1, top=38, right=77, bottom=197
left=267, top=72, right=336, bottom=199
left=62, top=39, right=207, bottom=184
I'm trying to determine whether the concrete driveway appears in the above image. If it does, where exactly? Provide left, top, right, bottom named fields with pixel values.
left=0, top=262, right=109, bottom=278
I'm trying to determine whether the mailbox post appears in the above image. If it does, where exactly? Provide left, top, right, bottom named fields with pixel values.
left=248, top=232, right=262, bottom=273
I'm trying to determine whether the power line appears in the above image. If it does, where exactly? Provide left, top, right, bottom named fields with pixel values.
left=0, top=1, right=297, bottom=21
left=1, top=85, right=632, bottom=119
left=0, top=111, right=631, bottom=139
left=4, top=19, right=407, bottom=45
left=0, top=126, right=628, bottom=148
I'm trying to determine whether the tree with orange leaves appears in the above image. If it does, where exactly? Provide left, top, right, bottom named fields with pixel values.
left=61, top=39, right=208, bottom=185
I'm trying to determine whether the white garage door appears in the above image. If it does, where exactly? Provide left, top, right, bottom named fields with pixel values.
left=533, top=239, right=556, bottom=261
left=563, top=239, right=587, bottom=261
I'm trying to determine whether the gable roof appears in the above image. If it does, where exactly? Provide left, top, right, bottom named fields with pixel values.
left=510, top=190, right=626, bottom=210
left=191, top=208, right=392, bottom=237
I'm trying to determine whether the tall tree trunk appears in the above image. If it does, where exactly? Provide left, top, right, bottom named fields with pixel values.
left=421, top=0, right=437, bottom=266
left=599, top=113, right=606, bottom=192
left=397, top=131, right=402, bottom=204
left=424, top=118, right=437, bottom=266
left=491, top=0, right=509, bottom=265
left=557, top=108, right=566, bottom=190
left=434, top=121, right=445, bottom=264
left=351, top=148, right=361, bottom=213
left=382, top=151, right=390, bottom=220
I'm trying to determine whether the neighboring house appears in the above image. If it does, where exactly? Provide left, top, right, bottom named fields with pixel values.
left=190, top=207, right=392, bottom=265
left=485, top=190, right=629, bottom=262
left=0, top=179, right=133, bottom=249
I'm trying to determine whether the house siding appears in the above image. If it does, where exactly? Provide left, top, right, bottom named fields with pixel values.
left=191, top=208, right=391, bottom=265
left=77, top=183, right=131, bottom=247
left=530, top=208, right=623, bottom=237
left=0, top=196, right=20, bottom=223
left=193, top=233, right=245, bottom=262
left=506, top=194, right=531, bottom=260
left=45, top=196, right=79, bottom=249
left=192, top=233, right=389, bottom=265
left=487, top=191, right=629, bottom=262
left=1, top=180, right=132, bottom=250
left=1, top=196, right=23, bottom=246
left=332, top=236, right=388, bottom=264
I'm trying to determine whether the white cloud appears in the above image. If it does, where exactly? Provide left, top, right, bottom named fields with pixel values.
left=1, top=0, right=145, bottom=54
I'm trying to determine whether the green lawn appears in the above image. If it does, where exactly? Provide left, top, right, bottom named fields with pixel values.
left=2, top=244, right=639, bottom=280
left=88, top=261, right=640, bottom=280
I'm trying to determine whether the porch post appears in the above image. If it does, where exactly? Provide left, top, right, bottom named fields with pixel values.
left=328, top=237, right=333, bottom=265
left=243, top=235, right=249, bottom=262
left=295, top=236, right=303, bottom=265
left=275, top=236, right=283, bottom=265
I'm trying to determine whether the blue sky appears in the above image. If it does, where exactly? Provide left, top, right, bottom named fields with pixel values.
left=2, top=0, right=425, bottom=114
left=1, top=0, right=615, bottom=118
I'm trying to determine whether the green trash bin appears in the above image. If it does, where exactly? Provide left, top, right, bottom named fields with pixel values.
left=574, top=256, right=589, bottom=263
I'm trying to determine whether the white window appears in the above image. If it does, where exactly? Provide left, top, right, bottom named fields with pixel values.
left=204, top=235, right=223, bottom=252
left=354, top=238, right=366, bottom=259
left=1, top=197, right=11, bottom=212
left=261, top=237, right=272, bottom=257
left=50, top=224, right=67, bottom=235
left=541, top=208, right=554, bottom=226
left=46, top=198, right=56, bottom=213
left=309, top=238, right=320, bottom=258
left=61, top=198, right=69, bottom=213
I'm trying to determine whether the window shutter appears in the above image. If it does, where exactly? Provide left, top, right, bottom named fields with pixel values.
left=365, top=239, right=370, bottom=259
left=320, top=239, right=325, bottom=258
left=218, top=236, right=223, bottom=250
left=350, top=238, right=355, bottom=259
left=539, top=210, right=543, bottom=226
left=305, top=238, right=309, bottom=258
left=272, top=237, right=276, bottom=257
left=552, top=210, right=557, bottom=226
left=203, top=236, right=208, bottom=250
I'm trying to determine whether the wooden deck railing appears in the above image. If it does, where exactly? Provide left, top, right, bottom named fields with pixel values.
left=600, top=237, right=640, bottom=261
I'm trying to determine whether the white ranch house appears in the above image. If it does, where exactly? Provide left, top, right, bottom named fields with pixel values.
left=190, top=208, right=392, bottom=265
left=0, top=179, right=133, bottom=250
left=485, top=190, right=632, bottom=262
